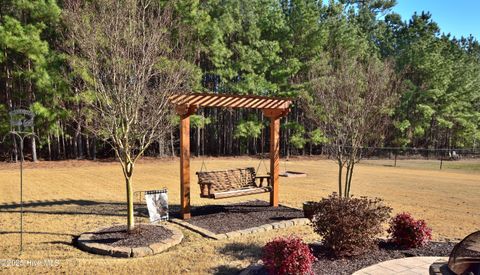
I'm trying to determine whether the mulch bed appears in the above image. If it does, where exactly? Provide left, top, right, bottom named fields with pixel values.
left=249, top=240, right=456, bottom=275
left=89, top=224, right=173, bottom=248
left=178, top=200, right=303, bottom=234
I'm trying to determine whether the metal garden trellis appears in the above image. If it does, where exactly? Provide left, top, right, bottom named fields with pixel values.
left=6, top=109, right=37, bottom=253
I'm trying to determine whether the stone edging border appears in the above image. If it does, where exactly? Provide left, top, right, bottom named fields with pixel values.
left=170, top=200, right=309, bottom=240
left=77, top=223, right=183, bottom=258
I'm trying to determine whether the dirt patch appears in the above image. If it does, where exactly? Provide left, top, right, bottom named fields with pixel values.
left=89, top=224, right=173, bottom=248
left=248, top=241, right=456, bottom=275
left=180, top=200, right=303, bottom=234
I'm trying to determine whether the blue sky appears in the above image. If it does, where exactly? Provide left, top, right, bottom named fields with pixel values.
left=392, top=0, right=480, bottom=39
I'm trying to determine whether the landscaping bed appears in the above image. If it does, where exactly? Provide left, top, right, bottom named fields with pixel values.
left=178, top=200, right=304, bottom=234
left=245, top=240, right=456, bottom=275
left=90, top=224, right=173, bottom=248
left=77, top=223, right=183, bottom=257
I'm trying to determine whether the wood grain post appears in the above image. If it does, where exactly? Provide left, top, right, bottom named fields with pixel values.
left=262, top=108, right=288, bottom=207
left=176, top=104, right=197, bottom=220
left=180, top=114, right=191, bottom=219
left=269, top=116, right=280, bottom=207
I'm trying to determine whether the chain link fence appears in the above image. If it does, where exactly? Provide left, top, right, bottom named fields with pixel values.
left=354, top=147, right=480, bottom=170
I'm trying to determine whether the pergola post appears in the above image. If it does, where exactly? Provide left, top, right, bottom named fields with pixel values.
left=262, top=108, right=289, bottom=207
left=269, top=116, right=280, bottom=206
left=179, top=115, right=191, bottom=219
left=176, top=105, right=197, bottom=220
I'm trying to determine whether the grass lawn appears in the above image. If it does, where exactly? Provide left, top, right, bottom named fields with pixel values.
left=0, top=158, right=479, bottom=274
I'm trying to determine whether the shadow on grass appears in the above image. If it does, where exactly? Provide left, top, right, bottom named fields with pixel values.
left=0, top=199, right=182, bottom=218
left=211, top=265, right=243, bottom=275
left=210, top=243, right=263, bottom=275
left=44, top=240, right=74, bottom=246
left=219, top=242, right=262, bottom=261
left=0, top=231, right=75, bottom=237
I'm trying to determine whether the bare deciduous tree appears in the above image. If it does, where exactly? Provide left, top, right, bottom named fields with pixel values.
left=63, top=0, right=196, bottom=230
left=307, top=51, right=400, bottom=197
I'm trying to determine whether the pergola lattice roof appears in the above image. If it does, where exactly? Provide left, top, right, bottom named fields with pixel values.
left=169, top=93, right=292, bottom=110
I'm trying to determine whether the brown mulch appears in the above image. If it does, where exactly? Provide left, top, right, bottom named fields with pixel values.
left=249, top=241, right=456, bottom=275
left=89, top=224, right=173, bottom=248
left=180, top=200, right=304, bottom=234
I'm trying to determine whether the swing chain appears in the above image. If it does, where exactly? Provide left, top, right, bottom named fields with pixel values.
left=200, top=159, right=208, bottom=172
left=255, top=155, right=269, bottom=175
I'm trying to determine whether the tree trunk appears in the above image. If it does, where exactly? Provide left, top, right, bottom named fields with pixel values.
left=196, top=126, right=200, bottom=157
left=158, top=137, right=164, bottom=157
left=12, top=135, right=18, bottom=163
left=261, top=115, right=265, bottom=155
left=85, top=135, right=91, bottom=159
left=75, top=122, right=83, bottom=159
left=344, top=164, right=351, bottom=197
left=338, top=162, right=343, bottom=197
left=56, top=129, right=61, bottom=160
left=202, top=123, right=205, bottom=156
left=47, top=135, right=52, bottom=160
left=170, top=129, right=176, bottom=157
left=92, top=137, right=97, bottom=160
left=73, top=133, right=78, bottom=158
left=286, top=116, right=290, bottom=158
left=124, top=161, right=135, bottom=231
left=31, top=127, right=37, bottom=162
left=61, top=127, right=66, bottom=159
left=346, top=162, right=355, bottom=197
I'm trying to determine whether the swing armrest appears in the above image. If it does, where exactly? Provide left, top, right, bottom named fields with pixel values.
left=199, top=181, right=213, bottom=197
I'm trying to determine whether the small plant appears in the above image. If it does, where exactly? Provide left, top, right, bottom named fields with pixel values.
left=262, top=236, right=316, bottom=275
left=388, top=212, right=432, bottom=249
left=311, top=193, right=392, bottom=257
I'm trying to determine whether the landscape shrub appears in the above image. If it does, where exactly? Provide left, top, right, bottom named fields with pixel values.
left=311, top=193, right=392, bottom=257
left=388, top=212, right=432, bottom=248
left=262, top=236, right=316, bottom=275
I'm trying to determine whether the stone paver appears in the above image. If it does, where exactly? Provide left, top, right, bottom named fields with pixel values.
left=353, top=257, right=448, bottom=275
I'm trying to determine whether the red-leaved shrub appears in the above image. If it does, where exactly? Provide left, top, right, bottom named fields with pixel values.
left=262, top=236, right=316, bottom=275
left=388, top=212, right=432, bottom=249
left=311, top=193, right=392, bottom=257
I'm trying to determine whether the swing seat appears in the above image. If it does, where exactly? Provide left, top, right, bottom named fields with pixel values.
left=196, top=167, right=271, bottom=199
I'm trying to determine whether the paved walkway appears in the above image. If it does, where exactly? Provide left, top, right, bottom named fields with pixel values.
left=353, top=256, right=448, bottom=275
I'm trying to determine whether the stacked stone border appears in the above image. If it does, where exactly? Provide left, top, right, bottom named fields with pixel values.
left=77, top=223, right=183, bottom=258
left=171, top=200, right=309, bottom=240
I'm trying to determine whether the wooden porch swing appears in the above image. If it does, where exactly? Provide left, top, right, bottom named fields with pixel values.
left=196, top=166, right=271, bottom=199
left=170, top=93, right=292, bottom=219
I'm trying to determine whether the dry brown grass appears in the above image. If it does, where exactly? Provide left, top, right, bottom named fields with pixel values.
left=0, top=158, right=479, bottom=274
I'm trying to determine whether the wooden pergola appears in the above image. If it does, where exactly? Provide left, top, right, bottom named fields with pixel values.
left=170, top=93, right=292, bottom=219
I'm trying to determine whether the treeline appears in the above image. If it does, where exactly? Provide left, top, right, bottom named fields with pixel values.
left=1, top=0, right=479, bottom=161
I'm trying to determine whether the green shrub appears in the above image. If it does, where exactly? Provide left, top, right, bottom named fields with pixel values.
left=311, top=193, right=392, bottom=257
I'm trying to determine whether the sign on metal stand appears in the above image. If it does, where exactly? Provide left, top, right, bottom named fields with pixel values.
left=134, top=189, right=169, bottom=223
